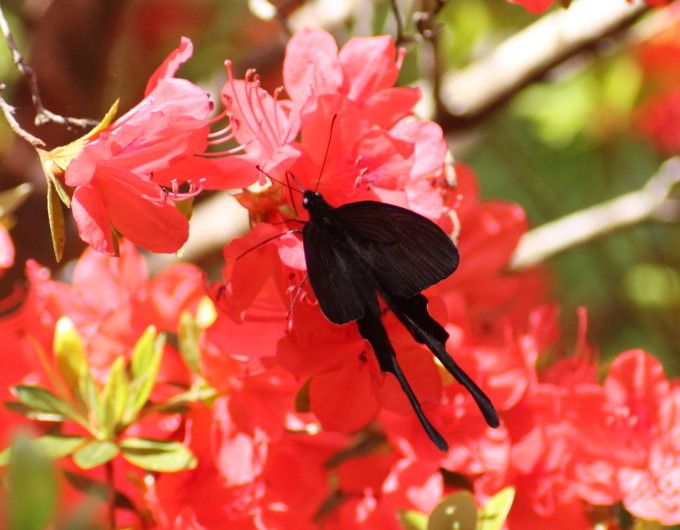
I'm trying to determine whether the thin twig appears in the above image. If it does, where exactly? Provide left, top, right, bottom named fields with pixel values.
left=0, top=5, right=97, bottom=130
left=510, top=158, right=680, bottom=270
left=0, top=88, right=44, bottom=147
left=389, top=0, right=408, bottom=45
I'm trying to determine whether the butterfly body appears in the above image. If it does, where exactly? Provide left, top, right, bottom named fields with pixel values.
left=300, top=189, right=499, bottom=451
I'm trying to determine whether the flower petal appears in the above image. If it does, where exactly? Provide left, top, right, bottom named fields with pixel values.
left=72, top=185, right=116, bottom=254
left=94, top=164, right=189, bottom=253
left=145, top=36, right=194, bottom=96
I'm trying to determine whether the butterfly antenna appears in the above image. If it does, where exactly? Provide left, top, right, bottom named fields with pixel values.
left=314, top=113, right=338, bottom=192
left=236, top=229, right=302, bottom=260
left=286, top=170, right=306, bottom=194
left=255, top=165, right=301, bottom=195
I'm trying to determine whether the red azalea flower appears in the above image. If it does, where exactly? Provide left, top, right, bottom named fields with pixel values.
left=146, top=401, right=347, bottom=529
left=567, top=349, right=680, bottom=524
left=14, top=240, right=203, bottom=383
left=507, top=0, right=668, bottom=13
left=637, top=87, right=680, bottom=154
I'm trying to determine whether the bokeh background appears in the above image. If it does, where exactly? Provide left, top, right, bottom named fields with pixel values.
left=1, top=0, right=679, bottom=377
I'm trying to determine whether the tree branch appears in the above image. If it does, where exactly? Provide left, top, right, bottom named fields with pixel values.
left=0, top=5, right=97, bottom=132
left=439, top=0, right=650, bottom=127
left=510, top=158, right=680, bottom=270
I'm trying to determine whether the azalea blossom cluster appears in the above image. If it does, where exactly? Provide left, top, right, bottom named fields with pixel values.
left=509, top=0, right=669, bottom=15
left=1, top=27, right=680, bottom=530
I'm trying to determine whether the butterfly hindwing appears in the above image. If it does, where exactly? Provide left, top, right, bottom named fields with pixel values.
left=335, top=201, right=459, bottom=298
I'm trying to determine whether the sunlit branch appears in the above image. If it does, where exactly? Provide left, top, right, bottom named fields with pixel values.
left=439, top=0, right=650, bottom=126
left=510, top=158, right=680, bottom=270
left=0, top=5, right=97, bottom=132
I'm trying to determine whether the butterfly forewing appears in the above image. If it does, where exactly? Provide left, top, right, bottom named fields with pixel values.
left=335, top=201, right=459, bottom=298
left=302, top=220, right=368, bottom=324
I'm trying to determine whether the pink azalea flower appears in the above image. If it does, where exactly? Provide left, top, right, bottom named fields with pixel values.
left=65, top=37, right=257, bottom=255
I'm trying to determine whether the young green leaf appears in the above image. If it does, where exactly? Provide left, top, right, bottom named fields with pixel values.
left=6, top=433, right=58, bottom=530
left=36, top=435, right=88, bottom=460
left=478, top=487, right=515, bottom=530
left=46, top=181, right=66, bottom=262
left=399, top=510, right=428, bottom=530
left=126, top=327, right=163, bottom=421
left=178, top=311, right=202, bottom=375
left=100, top=356, right=129, bottom=437
left=120, top=437, right=197, bottom=472
left=12, top=384, right=78, bottom=421
left=53, top=317, right=100, bottom=420
left=0, top=183, right=32, bottom=220
left=130, top=326, right=160, bottom=380
left=73, top=440, right=119, bottom=469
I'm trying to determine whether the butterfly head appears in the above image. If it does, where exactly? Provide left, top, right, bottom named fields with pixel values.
left=302, top=190, right=323, bottom=210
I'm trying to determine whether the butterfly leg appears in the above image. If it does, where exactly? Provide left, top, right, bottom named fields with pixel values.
left=356, top=314, right=449, bottom=452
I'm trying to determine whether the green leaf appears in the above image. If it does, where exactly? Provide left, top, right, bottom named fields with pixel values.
left=178, top=311, right=203, bottom=375
left=126, top=327, right=163, bottom=421
left=427, top=491, right=478, bottom=530
left=1, top=434, right=89, bottom=465
left=7, top=433, right=58, bottom=530
left=0, top=182, right=32, bottom=220
left=73, top=440, right=119, bottom=469
left=120, top=437, right=197, bottom=472
left=100, top=357, right=129, bottom=436
left=36, top=434, right=88, bottom=459
left=399, top=510, right=428, bottom=530
left=46, top=181, right=66, bottom=262
left=63, top=469, right=135, bottom=510
left=130, top=326, right=160, bottom=380
left=633, top=520, right=665, bottom=530
left=53, top=317, right=100, bottom=420
left=175, top=196, right=194, bottom=221
left=295, top=378, right=312, bottom=413
left=478, top=487, right=515, bottom=530
left=143, top=385, right=218, bottom=416
left=4, top=400, right=66, bottom=422
left=12, top=384, right=77, bottom=420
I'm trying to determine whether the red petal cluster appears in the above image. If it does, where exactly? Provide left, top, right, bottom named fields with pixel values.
left=507, top=0, right=669, bottom=14
left=636, top=17, right=680, bottom=154
left=1, top=28, right=679, bottom=529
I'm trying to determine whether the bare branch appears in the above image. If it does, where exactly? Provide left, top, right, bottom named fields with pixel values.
left=510, top=158, right=680, bottom=270
left=0, top=5, right=97, bottom=130
left=0, top=88, right=45, bottom=147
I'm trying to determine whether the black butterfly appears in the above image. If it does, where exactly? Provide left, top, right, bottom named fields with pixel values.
left=300, top=189, right=499, bottom=452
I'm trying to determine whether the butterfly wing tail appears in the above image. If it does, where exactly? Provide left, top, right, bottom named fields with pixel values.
left=387, top=293, right=500, bottom=429
left=356, top=314, right=449, bottom=452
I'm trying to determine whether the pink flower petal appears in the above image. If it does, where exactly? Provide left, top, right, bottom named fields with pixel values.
left=339, top=35, right=400, bottom=102
left=145, top=36, right=194, bottom=96
left=283, top=28, right=343, bottom=103
left=71, top=185, right=115, bottom=254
